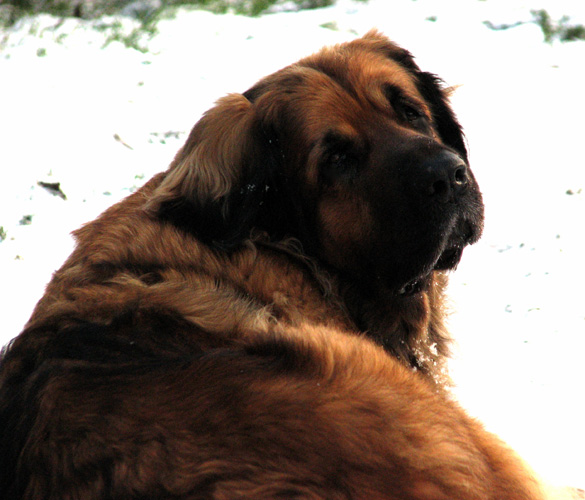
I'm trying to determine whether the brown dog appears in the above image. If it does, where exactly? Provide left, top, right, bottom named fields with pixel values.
left=0, top=31, right=551, bottom=499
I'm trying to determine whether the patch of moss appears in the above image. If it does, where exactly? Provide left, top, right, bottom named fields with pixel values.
left=485, top=9, right=585, bottom=44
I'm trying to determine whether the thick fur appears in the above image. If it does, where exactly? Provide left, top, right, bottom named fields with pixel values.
left=0, top=31, right=550, bottom=499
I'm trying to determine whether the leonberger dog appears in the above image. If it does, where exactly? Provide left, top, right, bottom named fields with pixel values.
left=0, top=31, right=554, bottom=499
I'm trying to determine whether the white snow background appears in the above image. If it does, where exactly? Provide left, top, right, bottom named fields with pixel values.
left=1, top=0, right=584, bottom=490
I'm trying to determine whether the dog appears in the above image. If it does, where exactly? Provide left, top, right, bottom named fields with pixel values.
left=1, top=30, right=558, bottom=499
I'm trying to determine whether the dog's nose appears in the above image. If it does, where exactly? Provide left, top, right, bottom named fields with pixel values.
left=422, top=150, right=469, bottom=202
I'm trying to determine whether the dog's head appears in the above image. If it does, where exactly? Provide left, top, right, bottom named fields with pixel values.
left=146, top=30, right=484, bottom=296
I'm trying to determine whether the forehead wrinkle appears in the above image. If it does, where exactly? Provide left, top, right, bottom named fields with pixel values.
left=266, top=51, right=433, bottom=143
left=293, top=71, right=363, bottom=140
left=348, top=53, right=432, bottom=117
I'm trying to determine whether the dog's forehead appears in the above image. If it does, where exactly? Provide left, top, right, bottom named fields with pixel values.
left=290, top=51, right=428, bottom=135
left=347, top=50, right=422, bottom=100
left=247, top=40, right=434, bottom=148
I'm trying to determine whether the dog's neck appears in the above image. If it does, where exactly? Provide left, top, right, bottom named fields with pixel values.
left=337, top=272, right=452, bottom=383
left=27, top=176, right=450, bottom=384
left=227, top=239, right=452, bottom=383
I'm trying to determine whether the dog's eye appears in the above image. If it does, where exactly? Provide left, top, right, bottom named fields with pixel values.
left=330, top=152, right=348, bottom=167
left=319, top=131, right=363, bottom=185
left=321, top=146, right=359, bottom=184
left=403, top=104, right=422, bottom=122
left=383, top=85, right=429, bottom=131
left=325, top=149, right=357, bottom=174
left=398, top=101, right=424, bottom=123
left=399, top=102, right=430, bottom=132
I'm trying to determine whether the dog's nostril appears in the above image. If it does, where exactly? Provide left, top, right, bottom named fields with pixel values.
left=420, top=151, right=469, bottom=202
left=453, top=166, right=468, bottom=186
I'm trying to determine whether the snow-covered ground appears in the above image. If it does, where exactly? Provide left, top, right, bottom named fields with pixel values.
left=1, top=0, right=583, bottom=490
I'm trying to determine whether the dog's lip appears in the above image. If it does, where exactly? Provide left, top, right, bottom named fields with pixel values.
left=398, top=278, right=427, bottom=296
left=432, top=217, right=480, bottom=270
left=397, top=244, right=465, bottom=297
left=433, top=244, right=464, bottom=271
left=396, top=216, right=482, bottom=297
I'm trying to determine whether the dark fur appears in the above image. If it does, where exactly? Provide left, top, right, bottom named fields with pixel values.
left=0, top=31, right=551, bottom=499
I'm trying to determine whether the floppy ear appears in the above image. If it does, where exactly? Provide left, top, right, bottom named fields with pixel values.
left=145, top=93, right=271, bottom=249
left=413, top=72, right=469, bottom=161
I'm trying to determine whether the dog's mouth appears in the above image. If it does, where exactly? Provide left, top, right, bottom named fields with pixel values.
left=433, top=244, right=465, bottom=272
left=398, top=278, right=428, bottom=296
left=398, top=246, right=462, bottom=297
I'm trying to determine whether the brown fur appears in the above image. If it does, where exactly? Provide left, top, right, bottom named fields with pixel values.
left=0, top=31, right=550, bottom=499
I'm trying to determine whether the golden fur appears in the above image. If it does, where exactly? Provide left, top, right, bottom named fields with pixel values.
left=0, top=31, right=561, bottom=499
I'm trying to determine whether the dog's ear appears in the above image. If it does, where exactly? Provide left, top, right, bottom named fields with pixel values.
left=413, top=72, right=468, bottom=161
left=145, top=94, right=272, bottom=249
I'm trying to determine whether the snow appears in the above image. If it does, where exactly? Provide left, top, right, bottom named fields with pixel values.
left=1, top=0, right=583, bottom=490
